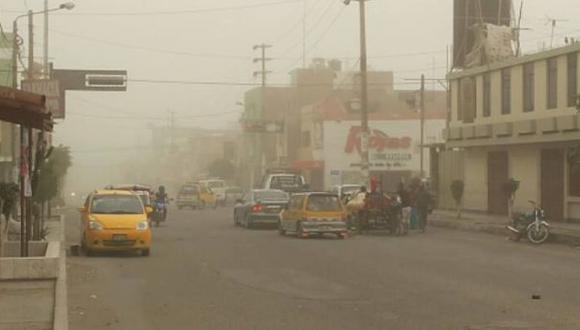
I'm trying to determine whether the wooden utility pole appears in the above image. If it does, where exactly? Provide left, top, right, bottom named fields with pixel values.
left=252, top=44, right=272, bottom=187
left=420, top=74, right=425, bottom=178
left=344, top=0, right=370, bottom=186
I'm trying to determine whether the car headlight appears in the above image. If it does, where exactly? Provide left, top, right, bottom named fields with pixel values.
left=88, top=221, right=103, bottom=231
left=136, top=220, right=149, bottom=231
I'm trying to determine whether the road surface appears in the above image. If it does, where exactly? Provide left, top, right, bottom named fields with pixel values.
left=66, top=207, right=580, bottom=330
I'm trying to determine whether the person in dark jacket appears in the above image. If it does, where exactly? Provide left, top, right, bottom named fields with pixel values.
left=415, top=184, right=431, bottom=232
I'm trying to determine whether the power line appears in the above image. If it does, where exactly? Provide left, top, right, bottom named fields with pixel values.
left=50, top=28, right=252, bottom=60
left=3, top=0, right=302, bottom=16
left=275, top=0, right=338, bottom=58
left=126, top=78, right=418, bottom=87
left=281, top=5, right=346, bottom=72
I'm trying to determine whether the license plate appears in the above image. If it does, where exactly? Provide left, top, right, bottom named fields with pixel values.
left=112, top=234, right=127, bottom=241
left=266, top=207, right=280, bottom=213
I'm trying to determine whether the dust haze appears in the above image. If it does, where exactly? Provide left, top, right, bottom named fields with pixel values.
left=1, top=0, right=577, bottom=199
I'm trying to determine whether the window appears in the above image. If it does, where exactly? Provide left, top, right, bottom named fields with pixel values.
left=523, top=63, right=535, bottom=112
left=483, top=73, right=491, bottom=117
left=90, top=195, right=144, bottom=214
left=501, top=69, right=511, bottom=114
left=306, top=195, right=342, bottom=212
left=301, top=131, right=311, bottom=147
left=568, top=53, right=578, bottom=107
left=547, top=57, right=558, bottom=109
left=569, top=162, right=580, bottom=197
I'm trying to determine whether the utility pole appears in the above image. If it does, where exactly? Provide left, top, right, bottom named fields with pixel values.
left=344, top=0, right=370, bottom=186
left=169, top=111, right=176, bottom=153
left=44, top=0, right=49, bottom=77
left=252, top=44, right=272, bottom=188
left=26, top=10, right=34, bottom=246
left=420, top=74, right=425, bottom=178
left=302, top=0, right=307, bottom=68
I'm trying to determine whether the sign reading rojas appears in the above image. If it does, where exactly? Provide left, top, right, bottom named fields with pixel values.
left=322, top=120, right=445, bottom=175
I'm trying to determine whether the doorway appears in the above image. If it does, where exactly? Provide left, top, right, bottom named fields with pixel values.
left=541, top=149, right=564, bottom=222
left=487, top=151, right=509, bottom=215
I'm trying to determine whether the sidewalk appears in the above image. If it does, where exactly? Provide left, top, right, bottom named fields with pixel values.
left=430, top=209, right=580, bottom=247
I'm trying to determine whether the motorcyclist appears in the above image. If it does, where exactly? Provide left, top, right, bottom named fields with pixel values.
left=155, top=185, right=168, bottom=220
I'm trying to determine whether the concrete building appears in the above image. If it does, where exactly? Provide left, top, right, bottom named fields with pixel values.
left=439, top=43, right=580, bottom=221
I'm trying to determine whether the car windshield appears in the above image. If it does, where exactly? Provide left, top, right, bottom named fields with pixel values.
left=180, top=186, right=199, bottom=194
left=271, top=175, right=303, bottom=188
left=254, top=191, right=289, bottom=201
left=90, top=195, right=144, bottom=214
left=306, top=195, right=342, bottom=212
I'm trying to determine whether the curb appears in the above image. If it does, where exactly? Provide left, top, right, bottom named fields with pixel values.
left=53, top=214, right=68, bottom=330
left=430, top=217, right=580, bottom=247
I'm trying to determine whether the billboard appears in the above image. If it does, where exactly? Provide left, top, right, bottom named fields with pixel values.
left=322, top=120, right=445, bottom=186
left=453, top=0, right=511, bottom=68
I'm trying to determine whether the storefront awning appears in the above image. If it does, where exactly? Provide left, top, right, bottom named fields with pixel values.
left=0, top=86, right=53, bottom=131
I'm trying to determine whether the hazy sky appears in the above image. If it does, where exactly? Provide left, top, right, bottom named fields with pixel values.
left=1, top=0, right=579, bottom=191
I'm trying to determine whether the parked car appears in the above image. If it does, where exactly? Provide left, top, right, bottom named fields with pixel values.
left=234, top=189, right=289, bottom=228
left=80, top=190, right=152, bottom=256
left=279, top=192, right=348, bottom=239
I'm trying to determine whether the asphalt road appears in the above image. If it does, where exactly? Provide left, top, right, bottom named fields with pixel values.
left=66, top=207, right=580, bottom=330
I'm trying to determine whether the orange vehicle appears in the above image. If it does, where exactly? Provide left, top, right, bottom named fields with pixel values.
left=80, top=190, right=153, bottom=256
left=279, top=192, right=348, bottom=239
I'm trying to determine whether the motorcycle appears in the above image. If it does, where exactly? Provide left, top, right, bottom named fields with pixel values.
left=152, top=200, right=167, bottom=227
left=507, top=201, right=550, bottom=244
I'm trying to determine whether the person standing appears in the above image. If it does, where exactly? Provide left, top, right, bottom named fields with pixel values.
left=397, top=181, right=411, bottom=232
left=415, top=184, right=431, bottom=232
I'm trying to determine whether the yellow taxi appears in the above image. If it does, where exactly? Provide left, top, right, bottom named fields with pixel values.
left=80, top=190, right=152, bottom=256
left=197, top=183, right=218, bottom=208
left=279, top=192, right=348, bottom=239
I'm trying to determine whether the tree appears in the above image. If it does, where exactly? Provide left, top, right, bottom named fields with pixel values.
left=31, top=145, right=72, bottom=239
left=450, top=180, right=465, bottom=219
left=207, top=159, right=235, bottom=181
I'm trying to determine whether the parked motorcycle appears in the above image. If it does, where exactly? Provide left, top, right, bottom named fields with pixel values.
left=152, top=200, right=167, bottom=227
left=507, top=201, right=550, bottom=244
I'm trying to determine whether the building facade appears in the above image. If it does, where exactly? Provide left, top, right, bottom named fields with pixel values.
left=441, top=43, right=580, bottom=221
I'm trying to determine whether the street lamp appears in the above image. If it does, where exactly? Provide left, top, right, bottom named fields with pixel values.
left=343, top=0, right=370, bottom=187
left=11, top=2, right=74, bottom=257
left=12, top=2, right=75, bottom=86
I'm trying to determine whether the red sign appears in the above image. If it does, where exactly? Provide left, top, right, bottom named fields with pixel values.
left=344, top=126, right=411, bottom=154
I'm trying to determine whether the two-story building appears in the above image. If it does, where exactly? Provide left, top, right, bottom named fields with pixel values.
left=441, top=43, right=580, bottom=221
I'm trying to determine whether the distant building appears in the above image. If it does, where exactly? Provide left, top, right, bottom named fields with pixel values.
left=438, top=43, right=580, bottom=221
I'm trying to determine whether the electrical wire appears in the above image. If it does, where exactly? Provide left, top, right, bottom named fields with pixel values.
left=126, top=78, right=418, bottom=87
left=3, top=0, right=302, bottom=16
left=50, top=28, right=252, bottom=60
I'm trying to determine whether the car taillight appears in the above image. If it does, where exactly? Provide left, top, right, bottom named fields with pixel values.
left=252, top=204, right=263, bottom=213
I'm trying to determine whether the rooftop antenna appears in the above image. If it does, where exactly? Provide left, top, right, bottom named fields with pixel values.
left=545, top=15, right=569, bottom=48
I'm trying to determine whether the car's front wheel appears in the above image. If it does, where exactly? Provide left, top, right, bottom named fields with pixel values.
left=142, top=249, right=150, bottom=257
